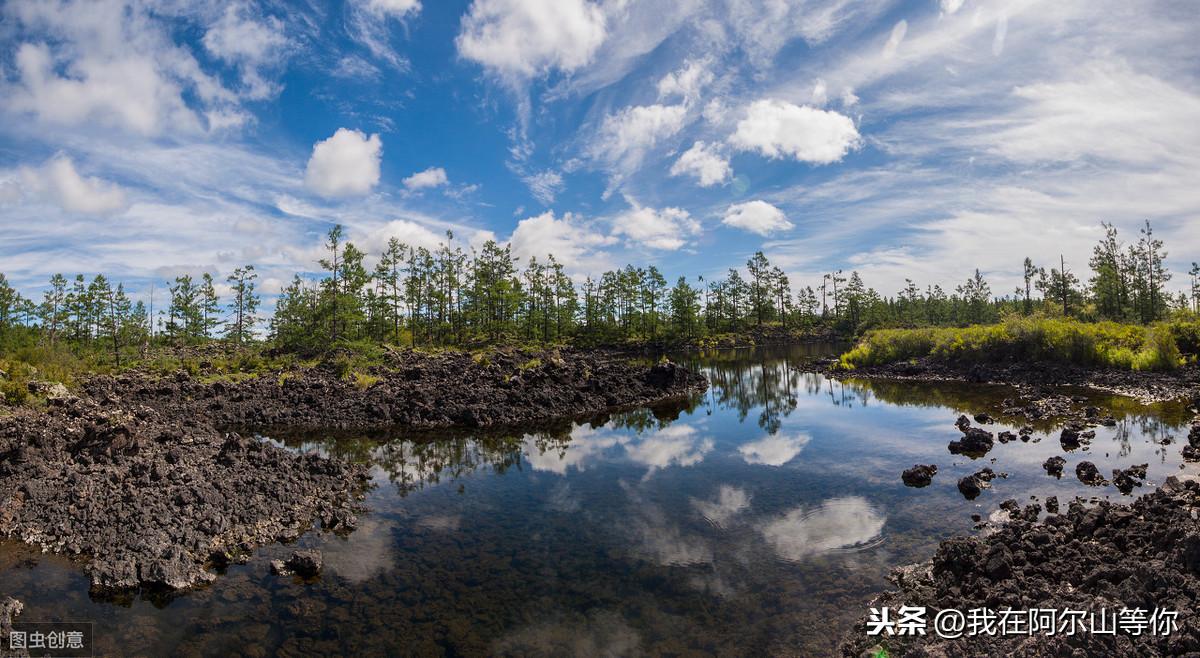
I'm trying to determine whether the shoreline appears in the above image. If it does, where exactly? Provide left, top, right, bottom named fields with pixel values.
left=840, top=473, right=1200, bottom=657
left=820, top=357, right=1200, bottom=405
left=0, top=347, right=707, bottom=593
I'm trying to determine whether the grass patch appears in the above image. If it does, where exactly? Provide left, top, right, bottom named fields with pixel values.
left=838, top=317, right=1195, bottom=372
left=352, top=371, right=381, bottom=390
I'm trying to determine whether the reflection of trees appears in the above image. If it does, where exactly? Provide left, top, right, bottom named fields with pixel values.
left=589, top=396, right=701, bottom=434
left=685, top=347, right=809, bottom=433
left=276, top=427, right=566, bottom=496
left=269, top=397, right=702, bottom=496
left=681, top=344, right=1194, bottom=439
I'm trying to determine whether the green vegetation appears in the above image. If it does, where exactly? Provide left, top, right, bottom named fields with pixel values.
left=839, top=317, right=1198, bottom=372
left=1, top=219, right=1197, bottom=400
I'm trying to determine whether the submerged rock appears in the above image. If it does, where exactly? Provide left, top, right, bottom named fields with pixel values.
left=287, top=550, right=323, bottom=577
left=901, top=464, right=938, bottom=488
left=1075, top=461, right=1108, bottom=486
left=1112, top=464, right=1149, bottom=494
left=1043, top=456, right=1066, bottom=478
left=957, top=468, right=997, bottom=500
left=271, top=550, right=323, bottom=578
left=948, top=427, right=995, bottom=458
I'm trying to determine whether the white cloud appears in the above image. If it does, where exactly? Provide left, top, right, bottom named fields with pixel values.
left=670, top=141, right=731, bottom=187
left=811, top=78, right=829, bottom=106
left=201, top=3, right=288, bottom=99
left=304, top=128, right=382, bottom=198
left=657, top=58, right=713, bottom=103
left=19, top=155, right=128, bottom=214
left=594, top=103, right=688, bottom=168
left=881, top=19, right=907, bottom=59
left=508, top=210, right=617, bottom=273
left=723, top=0, right=891, bottom=67
left=976, top=61, right=1200, bottom=168
left=992, top=12, right=1008, bottom=56
left=759, top=497, right=885, bottom=562
left=0, top=181, right=22, bottom=205
left=610, top=201, right=700, bottom=251
left=348, top=0, right=422, bottom=69
left=4, top=2, right=250, bottom=136
left=522, top=170, right=565, bottom=205
left=722, top=200, right=793, bottom=236
left=729, top=99, right=861, bottom=164
left=364, top=0, right=421, bottom=16
left=360, top=219, right=445, bottom=254
left=940, top=0, right=965, bottom=15
left=456, top=0, right=607, bottom=80
left=737, top=433, right=810, bottom=466
left=402, top=167, right=449, bottom=190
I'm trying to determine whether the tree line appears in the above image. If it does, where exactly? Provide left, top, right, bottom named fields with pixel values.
left=1, top=219, right=1196, bottom=360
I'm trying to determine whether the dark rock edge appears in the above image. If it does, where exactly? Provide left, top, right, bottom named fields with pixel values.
left=1, top=348, right=707, bottom=594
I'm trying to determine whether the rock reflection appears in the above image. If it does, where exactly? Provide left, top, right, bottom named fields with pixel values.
left=759, top=496, right=886, bottom=563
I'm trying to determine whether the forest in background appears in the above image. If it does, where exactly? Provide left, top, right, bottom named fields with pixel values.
left=0, top=219, right=1197, bottom=375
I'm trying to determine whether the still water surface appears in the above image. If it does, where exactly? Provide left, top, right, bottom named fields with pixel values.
left=1, top=345, right=1194, bottom=656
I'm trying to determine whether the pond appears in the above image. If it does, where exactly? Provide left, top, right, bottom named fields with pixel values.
left=2, top=345, right=1195, bottom=656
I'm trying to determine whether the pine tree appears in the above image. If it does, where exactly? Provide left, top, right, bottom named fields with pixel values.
left=199, top=272, right=221, bottom=338
left=40, top=274, right=68, bottom=344
left=225, top=265, right=260, bottom=345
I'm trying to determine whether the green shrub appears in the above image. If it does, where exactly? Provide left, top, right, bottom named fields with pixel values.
left=1132, top=325, right=1182, bottom=371
left=839, top=318, right=1192, bottom=371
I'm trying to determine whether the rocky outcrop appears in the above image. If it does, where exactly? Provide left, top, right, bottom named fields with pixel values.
left=82, top=348, right=708, bottom=432
left=841, top=478, right=1200, bottom=657
left=0, top=394, right=368, bottom=592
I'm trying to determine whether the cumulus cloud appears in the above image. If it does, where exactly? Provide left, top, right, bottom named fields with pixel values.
left=610, top=201, right=700, bottom=251
left=722, top=200, right=793, bottom=236
left=19, top=155, right=127, bottom=214
left=402, top=167, right=449, bottom=190
left=670, top=141, right=731, bottom=187
left=304, top=128, right=382, bottom=198
left=730, top=99, right=861, bottom=164
left=508, top=210, right=617, bottom=273
left=456, top=0, right=607, bottom=80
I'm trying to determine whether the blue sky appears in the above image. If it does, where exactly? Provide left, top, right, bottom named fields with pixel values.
left=1, top=0, right=1197, bottom=304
